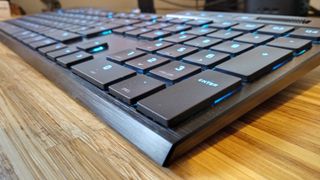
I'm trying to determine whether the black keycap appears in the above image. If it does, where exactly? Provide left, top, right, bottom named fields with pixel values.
left=147, top=23, right=173, bottom=29
left=140, top=30, right=171, bottom=40
left=162, top=25, right=192, bottom=33
left=113, top=26, right=138, bottom=34
left=207, top=30, right=243, bottom=40
left=137, top=41, right=173, bottom=52
left=22, top=35, right=46, bottom=44
left=46, top=47, right=79, bottom=61
left=110, top=19, right=140, bottom=25
left=76, top=38, right=109, bottom=52
left=56, top=51, right=93, bottom=68
left=257, top=25, right=294, bottom=35
left=231, top=23, right=264, bottom=32
left=267, top=37, right=312, bottom=53
left=215, top=46, right=292, bottom=82
left=186, top=19, right=212, bottom=26
left=137, top=70, right=241, bottom=127
left=163, top=33, right=197, bottom=43
left=184, top=37, right=222, bottom=48
left=46, top=31, right=82, bottom=43
left=106, top=49, right=146, bottom=64
left=211, top=41, right=253, bottom=55
left=149, top=61, right=201, bottom=83
left=125, top=28, right=152, bottom=37
left=125, top=54, right=170, bottom=73
left=183, top=50, right=229, bottom=68
left=234, top=33, right=273, bottom=45
left=208, top=22, right=238, bottom=29
left=38, top=43, right=67, bottom=54
left=109, top=75, right=166, bottom=105
left=133, top=21, right=156, bottom=28
left=17, top=32, right=38, bottom=40
left=157, top=44, right=198, bottom=59
left=289, top=28, right=320, bottom=41
left=185, top=27, right=217, bottom=36
left=79, top=24, right=119, bottom=38
left=169, top=18, right=192, bottom=24
left=29, top=38, right=57, bottom=49
left=71, top=58, right=136, bottom=90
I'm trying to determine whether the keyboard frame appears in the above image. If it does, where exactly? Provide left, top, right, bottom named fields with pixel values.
left=1, top=11, right=320, bottom=167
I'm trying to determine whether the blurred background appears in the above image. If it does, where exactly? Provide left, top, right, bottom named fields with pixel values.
left=6, top=0, right=320, bottom=16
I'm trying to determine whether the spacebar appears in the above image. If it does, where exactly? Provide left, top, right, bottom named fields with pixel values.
left=137, top=71, right=241, bottom=127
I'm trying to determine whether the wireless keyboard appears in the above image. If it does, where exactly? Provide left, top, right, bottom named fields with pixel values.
left=1, top=8, right=320, bottom=166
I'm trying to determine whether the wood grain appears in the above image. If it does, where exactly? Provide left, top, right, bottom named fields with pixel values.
left=0, top=41, right=319, bottom=179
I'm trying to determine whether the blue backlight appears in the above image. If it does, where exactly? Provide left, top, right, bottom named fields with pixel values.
left=100, top=30, right=112, bottom=35
left=212, top=91, right=235, bottom=106
left=294, top=49, right=306, bottom=56
left=90, top=46, right=105, bottom=53
left=272, top=61, right=287, bottom=71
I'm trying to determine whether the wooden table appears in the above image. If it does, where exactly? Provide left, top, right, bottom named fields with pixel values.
left=0, top=41, right=319, bottom=179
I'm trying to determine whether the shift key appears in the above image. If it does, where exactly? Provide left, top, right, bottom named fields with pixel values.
left=137, top=70, right=241, bottom=127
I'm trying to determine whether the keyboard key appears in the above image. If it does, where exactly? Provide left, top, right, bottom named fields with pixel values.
left=113, top=26, right=138, bottom=34
left=109, top=75, right=166, bottom=105
left=46, top=47, right=79, bottom=61
left=71, top=58, right=136, bottom=90
left=137, top=70, right=241, bottom=127
left=56, top=51, right=93, bottom=68
left=157, top=44, right=198, bottom=59
left=234, top=33, right=273, bottom=45
left=184, top=37, right=222, bottom=48
left=162, top=24, right=192, bottom=33
left=209, top=22, right=238, bottom=29
left=125, top=54, right=170, bottom=73
left=107, top=49, right=146, bottom=63
left=133, top=21, right=156, bottom=28
left=186, top=19, right=212, bottom=26
left=46, top=31, right=82, bottom=43
left=76, top=38, right=109, bottom=52
left=289, top=28, right=320, bottom=41
left=163, top=33, right=197, bottom=43
left=185, top=27, right=217, bottom=36
left=149, top=61, right=201, bottom=83
left=125, top=28, right=153, bottom=37
left=169, top=18, right=192, bottom=24
left=22, top=35, right=46, bottom=44
left=183, top=50, right=229, bottom=68
left=207, top=30, right=243, bottom=40
left=215, top=46, right=292, bottom=82
left=79, top=24, right=120, bottom=38
left=140, top=30, right=171, bottom=40
left=231, top=23, right=264, bottom=32
left=211, top=41, right=253, bottom=55
left=257, top=25, right=294, bottom=35
left=29, top=38, right=57, bottom=49
left=38, top=43, right=67, bottom=54
left=267, top=37, right=312, bottom=53
left=147, top=23, right=173, bottom=29
left=137, top=41, right=173, bottom=52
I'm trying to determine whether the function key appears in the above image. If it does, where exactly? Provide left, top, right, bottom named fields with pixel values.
left=211, top=41, right=253, bottom=55
left=185, top=27, right=217, bottom=36
left=215, top=46, right=292, bottom=82
left=71, top=58, right=136, bottom=90
left=56, top=51, right=93, bottom=68
left=185, top=19, right=213, bottom=26
left=150, top=61, right=201, bottom=83
left=267, top=37, right=312, bottom=53
left=257, top=25, right=294, bottom=35
left=184, top=37, right=222, bottom=48
left=183, top=50, right=229, bottom=68
left=109, top=75, right=166, bottom=105
left=140, top=30, right=171, bottom=40
left=38, top=43, right=67, bottom=54
left=289, top=28, right=320, bottom=41
left=125, top=54, right=170, bottom=73
left=163, top=33, right=197, bottom=43
left=162, top=24, right=192, bottom=33
left=136, top=41, right=173, bottom=52
left=107, top=49, right=146, bottom=64
left=208, top=22, right=238, bottom=29
left=207, top=30, right=243, bottom=40
left=234, top=33, right=273, bottom=45
left=231, top=23, right=264, bottom=32
left=157, top=44, right=198, bottom=59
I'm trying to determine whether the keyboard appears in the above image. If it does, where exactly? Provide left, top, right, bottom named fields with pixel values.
left=1, top=8, right=320, bottom=166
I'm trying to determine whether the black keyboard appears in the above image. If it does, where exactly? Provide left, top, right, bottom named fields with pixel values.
left=1, top=8, right=320, bottom=166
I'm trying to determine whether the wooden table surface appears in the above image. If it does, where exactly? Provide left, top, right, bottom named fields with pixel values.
left=0, top=41, right=319, bottom=179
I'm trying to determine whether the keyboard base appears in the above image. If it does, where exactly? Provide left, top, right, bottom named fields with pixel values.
left=1, top=31, right=320, bottom=166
